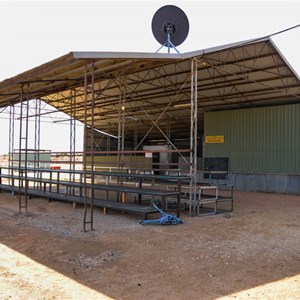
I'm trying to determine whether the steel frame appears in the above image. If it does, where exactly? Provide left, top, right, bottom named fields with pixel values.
left=69, top=89, right=76, bottom=195
left=33, top=99, right=41, bottom=189
left=4, top=58, right=199, bottom=229
left=3, top=43, right=294, bottom=228
left=8, top=104, right=15, bottom=187
left=0, top=39, right=299, bottom=231
left=189, top=58, right=198, bottom=216
left=117, top=76, right=126, bottom=175
left=18, top=85, right=29, bottom=213
left=83, top=61, right=96, bottom=231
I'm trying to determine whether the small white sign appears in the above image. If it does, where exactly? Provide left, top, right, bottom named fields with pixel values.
left=145, top=152, right=152, bottom=158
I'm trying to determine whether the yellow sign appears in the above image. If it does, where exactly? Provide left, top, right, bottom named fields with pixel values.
left=205, top=135, right=224, bottom=143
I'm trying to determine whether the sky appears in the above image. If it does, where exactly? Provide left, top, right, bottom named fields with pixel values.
left=1, top=0, right=300, bottom=154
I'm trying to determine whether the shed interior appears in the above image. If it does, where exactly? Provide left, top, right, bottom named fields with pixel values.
left=0, top=36, right=300, bottom=228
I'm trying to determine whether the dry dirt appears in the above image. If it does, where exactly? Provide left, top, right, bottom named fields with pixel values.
left=0, top=191, right=299, bottom=300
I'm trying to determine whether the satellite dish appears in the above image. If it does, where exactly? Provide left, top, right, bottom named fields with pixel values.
left=152, top=5, right=189, bottom=53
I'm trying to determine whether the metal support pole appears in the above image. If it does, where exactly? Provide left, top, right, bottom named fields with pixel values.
left=117, top=77, right=126, bottom=175
left=69, top=89, right=76, bottom=195
left=8, top=103, right=15, bottom=186
left=24, top=88, right=30, bottom=207
left=83, top=65, right=89, bottom=230
left=18, top=88, right=23, bottom=204
left=189, top=58, right=198, bottom=216
left=18, top=84, right=29, bottom=213
left=34, top=99, right=41, bottom=188
left=83, top=61, right=95, bottom=231
left=90, top=61, right=95, bottom=228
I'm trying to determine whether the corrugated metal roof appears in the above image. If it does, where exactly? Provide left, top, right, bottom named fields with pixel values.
left=0, top=37, right=300, bottom=139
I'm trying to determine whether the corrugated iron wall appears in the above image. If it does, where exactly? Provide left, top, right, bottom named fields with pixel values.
left=204, top=103, right=300, bottom=173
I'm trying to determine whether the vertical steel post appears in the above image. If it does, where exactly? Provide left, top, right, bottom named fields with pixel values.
left=24, top=87, right=30, bottom=209
left=18, top=84, right=29, bottom=213
left=83, top=61, right=95, bottom=231
left=69, top=89, right=76, bottom=195
left=117, top=77, right=126, bottom=182
left=34, top=99, right=41, bottom=188
left=90, top=61, right=95, bottom=229
left=189, top=58, right=198, bottom=216
left=18, top=86, right=24, bottom=208
left=83, top=64, right=89, bottom=231
left=8, top=103, right=15, bottom=186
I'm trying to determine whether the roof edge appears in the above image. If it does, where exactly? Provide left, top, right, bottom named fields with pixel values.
left=268, top=37, right=300, bottom=81
left=72, top=51, right=182, bottom=60
left=182, top=36, right=271, bottom=59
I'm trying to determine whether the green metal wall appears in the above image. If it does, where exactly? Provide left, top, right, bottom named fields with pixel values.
left=204, top=103, right=300, bottom=173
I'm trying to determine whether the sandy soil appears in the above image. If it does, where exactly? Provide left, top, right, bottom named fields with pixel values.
left=0, top=191, right=299, bottom=300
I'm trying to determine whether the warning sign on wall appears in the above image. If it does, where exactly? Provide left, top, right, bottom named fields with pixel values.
left=205, top=135, right=224, bottom=143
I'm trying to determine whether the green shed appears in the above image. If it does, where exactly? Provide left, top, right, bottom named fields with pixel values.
left=204, top=103, right=300, bottom=194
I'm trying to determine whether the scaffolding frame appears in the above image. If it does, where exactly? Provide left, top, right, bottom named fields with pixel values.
left=1, top=38, right=300, bottom=229
left=189, top=58, right=198, bottom=215
left=18, top=85, right=29, bottom=213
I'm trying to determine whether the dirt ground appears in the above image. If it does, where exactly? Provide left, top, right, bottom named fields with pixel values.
left=0, top=190, right=299, bottom=300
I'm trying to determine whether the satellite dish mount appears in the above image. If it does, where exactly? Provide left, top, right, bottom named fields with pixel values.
left=152, top=5, right=189, bottom=54
left=157, top=22, right=179, bottom=53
